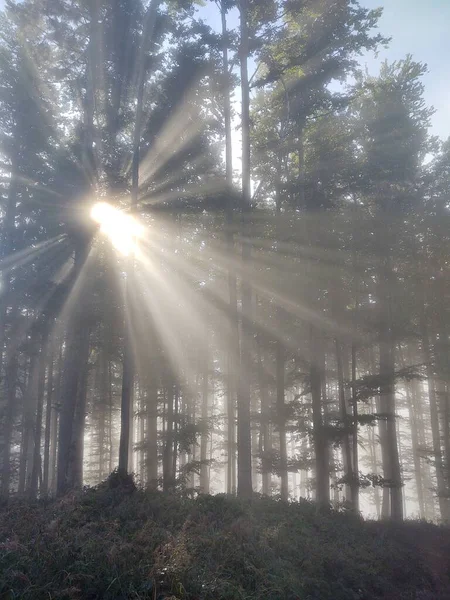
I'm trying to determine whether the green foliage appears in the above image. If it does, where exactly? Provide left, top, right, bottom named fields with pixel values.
left=1, top=489, right=450, bottom=599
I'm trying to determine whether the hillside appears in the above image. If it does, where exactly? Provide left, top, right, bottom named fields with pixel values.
left=1, top=479, right=450, bottom=600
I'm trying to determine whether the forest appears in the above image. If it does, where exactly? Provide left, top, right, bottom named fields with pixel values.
left=1, top=0, right=450, bottom=535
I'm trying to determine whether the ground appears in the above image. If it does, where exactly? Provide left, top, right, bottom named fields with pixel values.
left=1, top=478, right=450, bottom=599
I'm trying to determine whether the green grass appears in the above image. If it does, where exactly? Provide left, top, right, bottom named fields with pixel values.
left=1, top=480, right=450, bottom=599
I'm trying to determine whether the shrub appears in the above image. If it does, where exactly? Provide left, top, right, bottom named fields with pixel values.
left=0, top=488, right=449, bottom=599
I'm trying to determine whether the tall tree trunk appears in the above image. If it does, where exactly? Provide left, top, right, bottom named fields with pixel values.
left=200, top=347, right=209, bottom=493
left=119, top=0, right=159, bottom=475
left=172, top=386, right=179, bottom=482
left=350, top=341, right=360, bottom=511
left=30, top=325, right=50, bottom=497
left=379, top=316, right=403, bottom=520
left=50, top=342, right=63, bottom=495
left=146, top=365, right=158, bottom=488
left=56, top=249, right=90, bottom=495
left=310, top=328, right=329, bottom=504
left=274, top=162, right=288, bottom=500
left=367, top=410, right=381, bottom=519
left=108, top=360, right=114, bottom=473
left=70, top=328, right=90, bottom=489
left=276, top=338, right=288, bottom=499
left=98, top=347, right=108, bottom=481
left=19, top=343, right=39, bottom=495
left=0, top=162, right=18, bottom=498
left=336, top=339, right=355, bottom=507
left=420, top=306, right=450, bottom=520
left=220, top=0, right=238, bottom=497
left=42, top=345, right=54, bottom=495
left=407, top=379, right=425, bottom=518
left=257, top=331, right=271, bottom=495
left=1, top=343, right=18, bottom=497
left=237, top=0, right=253, bottom=498
left=163, top=380, right=174, bottom=491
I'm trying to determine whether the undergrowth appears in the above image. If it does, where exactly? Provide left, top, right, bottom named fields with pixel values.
left=1, top=481, right=450, bottom=599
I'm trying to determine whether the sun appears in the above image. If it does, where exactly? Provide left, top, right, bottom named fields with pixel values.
left=91, top=202, right=144, bottom=256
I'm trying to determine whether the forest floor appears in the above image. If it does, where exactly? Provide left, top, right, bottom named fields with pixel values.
left=1, top=476, right=450, bottom=600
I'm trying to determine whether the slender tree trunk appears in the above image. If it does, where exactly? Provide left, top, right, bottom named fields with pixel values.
left=42, top=345, right=54, bottom=495
left=274, top=164, right=288, bottom=500
left=336, top=339, right=355, bottom=506
left=310, top=328, right=329, bottom=504
left=237, top=0, right=253, bottom=498
left=108, top=360, right=114, bottom=473
left=370, top=344, right=389, bottom=519
left=172, top=386, right=179, bottom=482
left=290, top=436, right=297, bottom=499
left=119, top=0, right=159, bottom=475
left=98, top=348, right=108, bottom=481
left=146, top=366, right=158, bottom=488
left=56, top=249, right=90, bottom=495
left=19, top=345, right=38, bottom=495
left=407, top=379, right=425, bottom=518
left=379, top=324, right=403, bottom=520
left=367, top=408, right=381, bottom=519
left=200, top=347, right=209, bottom=493
left=70, top=329, right=90, bottom=489
left=1, top=346, right=18, bottom=497
left=221, top=0, right=237, bottom=497
left=30, top=326, right=49, bottom=497
left=49, top=343, right=63, bottom=495
left=139, top=390, right=145, bottom=482
left=163, top=380, right=174, bottom=491
left=257, top=332, right=271, bottom=495
left=297, top=126, right=305, bottom=207
left=350, top=342, right=360, bottom=511
left=0, top=163, right=18, bottom=498
left=420, top=309, right=450, bottom=520
left=276, top=339, right=288, bottom=499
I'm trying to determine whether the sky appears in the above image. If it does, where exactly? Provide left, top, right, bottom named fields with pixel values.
left=195, top=0, right=450, bottom=141
left=361, top=0, right=450, bottom=140
left=0, top=0, right=448, bottom=139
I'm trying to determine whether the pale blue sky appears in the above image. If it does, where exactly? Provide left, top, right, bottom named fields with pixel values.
left=196, top=0, right=450, bottom=140
left=0, top=0, right=448, bottom=138
left=361, top=0, right=450, bottom=139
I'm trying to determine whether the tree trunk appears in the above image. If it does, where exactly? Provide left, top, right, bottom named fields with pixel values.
left=237, top=0, right=253, bottom=498
left=70, top=328, right=90, bottom=489
left=1, top=346, right=18, bottom=497
left=379, top=326, right=403, bottom=520
left=310, top=327, right=329, bottom=504
left=0, top=161, right=18, bottom=498
left=336, top=339, right=355, bottom=507
left=42, top=345, right=54, bottom=495
left=19, top=343, right=39, bottom=495
left=98, top=347, right=108, bottom=481
left=220, top=0, right=238, bottom=497
left=30, top=326, right=49, bottom=497
left=50, top=342, right=63, bottom=495
left=56, top=249, right=90, bottom=495
left=368, top=407, right=381, bottom=519
left=407, top=379, right=425, bottom=518
left=420, top=306, right=450, bottom=520
left=257, top=332, right=271, bottom=495
left=276, top=338, right=288, bottom=499
left=146, top=365, right=158, bottom=488
left=172, top=386, right=179, bottom=482
left=200, top=347, right=209, bottom=493
left=163, top=380, right=174, bottom=491
left=119, top=0, right=159, bottom=476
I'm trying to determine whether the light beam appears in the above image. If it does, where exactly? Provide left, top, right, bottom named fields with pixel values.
left=91, top=202, right=144, bottom=256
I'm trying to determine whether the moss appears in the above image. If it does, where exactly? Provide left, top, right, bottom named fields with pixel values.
left=0, top=489, right=449, bottom=599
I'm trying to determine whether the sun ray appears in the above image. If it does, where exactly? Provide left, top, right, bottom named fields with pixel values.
left=0, top=235, right=68, bottom=279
